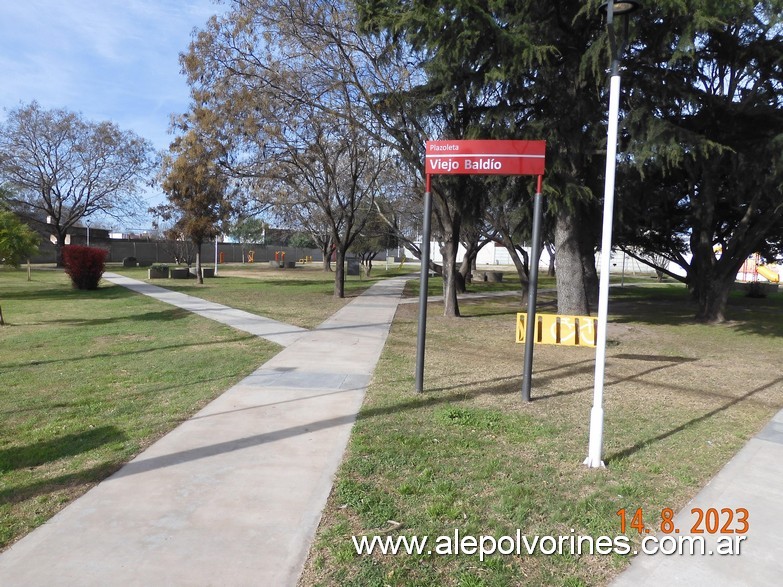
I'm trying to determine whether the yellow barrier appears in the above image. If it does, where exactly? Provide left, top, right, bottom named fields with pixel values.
left=516, top=313, right=597, bottom=347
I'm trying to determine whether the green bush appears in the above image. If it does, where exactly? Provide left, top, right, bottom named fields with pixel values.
left=62, top=245, right=108, bottom=290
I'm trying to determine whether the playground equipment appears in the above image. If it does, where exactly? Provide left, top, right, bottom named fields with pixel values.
left=757, top=265, right=780, bottom=283
left=516, top=313, right=598, bottom=347
left=297, top=255, right=313, bottom=263
left=738, top=253, right=780, bottom=283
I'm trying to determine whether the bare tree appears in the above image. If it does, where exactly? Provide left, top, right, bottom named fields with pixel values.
left=0, top=102, right=155, bottom=264
left=183, top=0, right=388, bottom=297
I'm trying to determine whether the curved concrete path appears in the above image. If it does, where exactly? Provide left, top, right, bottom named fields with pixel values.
left=103, top=272, right=307, bottom=347
left=0, top=275, right=408, bottom=586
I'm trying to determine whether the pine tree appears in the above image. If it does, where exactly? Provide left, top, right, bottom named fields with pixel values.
left=621, top=0, right=783, bottom=322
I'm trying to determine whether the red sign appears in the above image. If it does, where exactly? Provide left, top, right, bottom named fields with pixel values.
left=425, top=140, right=545, bottom=176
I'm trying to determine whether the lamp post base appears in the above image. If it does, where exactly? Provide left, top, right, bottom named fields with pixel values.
left=583, top=457, right=606, bottom=468
left=584, top=405, right=606, bottom=468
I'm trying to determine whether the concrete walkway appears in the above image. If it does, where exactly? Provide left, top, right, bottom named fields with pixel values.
left=103, top=272, right=307, bottom=347
left=612, top=409, right=783, bottom=586
left=0, top=275, right=408, bottom=586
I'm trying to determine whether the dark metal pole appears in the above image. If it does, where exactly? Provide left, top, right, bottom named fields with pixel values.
left=521, top=175, right=544, bottom=402
left=415, top=176, right=433, bottom=393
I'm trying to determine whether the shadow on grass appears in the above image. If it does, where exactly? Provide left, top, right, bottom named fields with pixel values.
left=0, top=426, right=127, bottom=473
left=54, top=368, right=780, bottom=485
left=241, top=279, right=335, bottom=288
left=612, top=353, right=697, bottom=364
left=606, top=376, right=783, bottom=464
left=0, top=283, right=137, bottom=302
left=0, top=461, right=123, bottom=508
left=43, top=308, right=190, bottom=327
left=0, top=373, right=246, bottom=418
left=611, top=287, right=783, bottom=338
left=0, top=335, right=254, bottom=372
left=534, top=354, right=698, bottom=400
left=459, top=299, right=557, bottom=318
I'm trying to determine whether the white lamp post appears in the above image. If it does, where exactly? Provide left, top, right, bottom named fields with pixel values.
left=585, top=0, right=642, bottom=468
left=86, top=219, right=91, bottom=247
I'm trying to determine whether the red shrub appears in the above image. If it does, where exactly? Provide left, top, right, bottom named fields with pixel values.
left=62, top=246, right=108, bottom=290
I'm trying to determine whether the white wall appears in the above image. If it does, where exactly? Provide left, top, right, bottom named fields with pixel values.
left=405, top=242, right=664, bottom=276
left=404, top=241, right=553, bottom=268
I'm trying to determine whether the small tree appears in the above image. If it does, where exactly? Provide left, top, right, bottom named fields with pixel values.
left=156, top=129, right=232, bottom=284
left=161, top=226, right=197, bottom=266
left=289, top=232, right=317, bottom=249
left=0, top=208, right=39, bottom=268
left=226, top=217, right=267, bottom=263
left=350, top=210, right=397, bottom=277
left=0, top=205, right=40, bottom=325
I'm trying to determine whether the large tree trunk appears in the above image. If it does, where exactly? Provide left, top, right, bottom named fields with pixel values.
left=690, top=233, right=745, bottom=324
left=438, top=207, right=462, bottom=317
left=695, top=274, right=733, bottom=323
left=554, top=208, right=596, bottom=315
left=689, top=163, right=726, bottom=322
left=334, top=247, right=346, bottom=298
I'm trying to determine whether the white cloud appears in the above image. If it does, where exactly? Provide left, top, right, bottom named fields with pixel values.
left=0, top=0, right=228, bottom=229
left=0, top=0, right=226, bottom=150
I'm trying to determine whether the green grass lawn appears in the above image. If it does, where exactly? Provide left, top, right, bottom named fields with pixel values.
left=301, top=284, right=783, bottom=586
left=113, top=263, right=413, bottom=329
left=404, top=271, right=655, bottom=299
left=0, top=268, right=279, bottom=550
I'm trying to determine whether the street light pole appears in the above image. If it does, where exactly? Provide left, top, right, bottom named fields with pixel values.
left=585, top=0, right=641, bottom=468
left=86, top=220, right=91, bottom=247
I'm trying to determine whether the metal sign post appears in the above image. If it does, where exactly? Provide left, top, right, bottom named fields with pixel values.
left=414, top=140, right=545, bottom=394
left=415, top=175, right=433, bottom=393
left=521, top=175, right=544, bottom=401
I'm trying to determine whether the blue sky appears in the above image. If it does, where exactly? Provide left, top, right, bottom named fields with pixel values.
left=0, top=0, right=226, bottom=229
